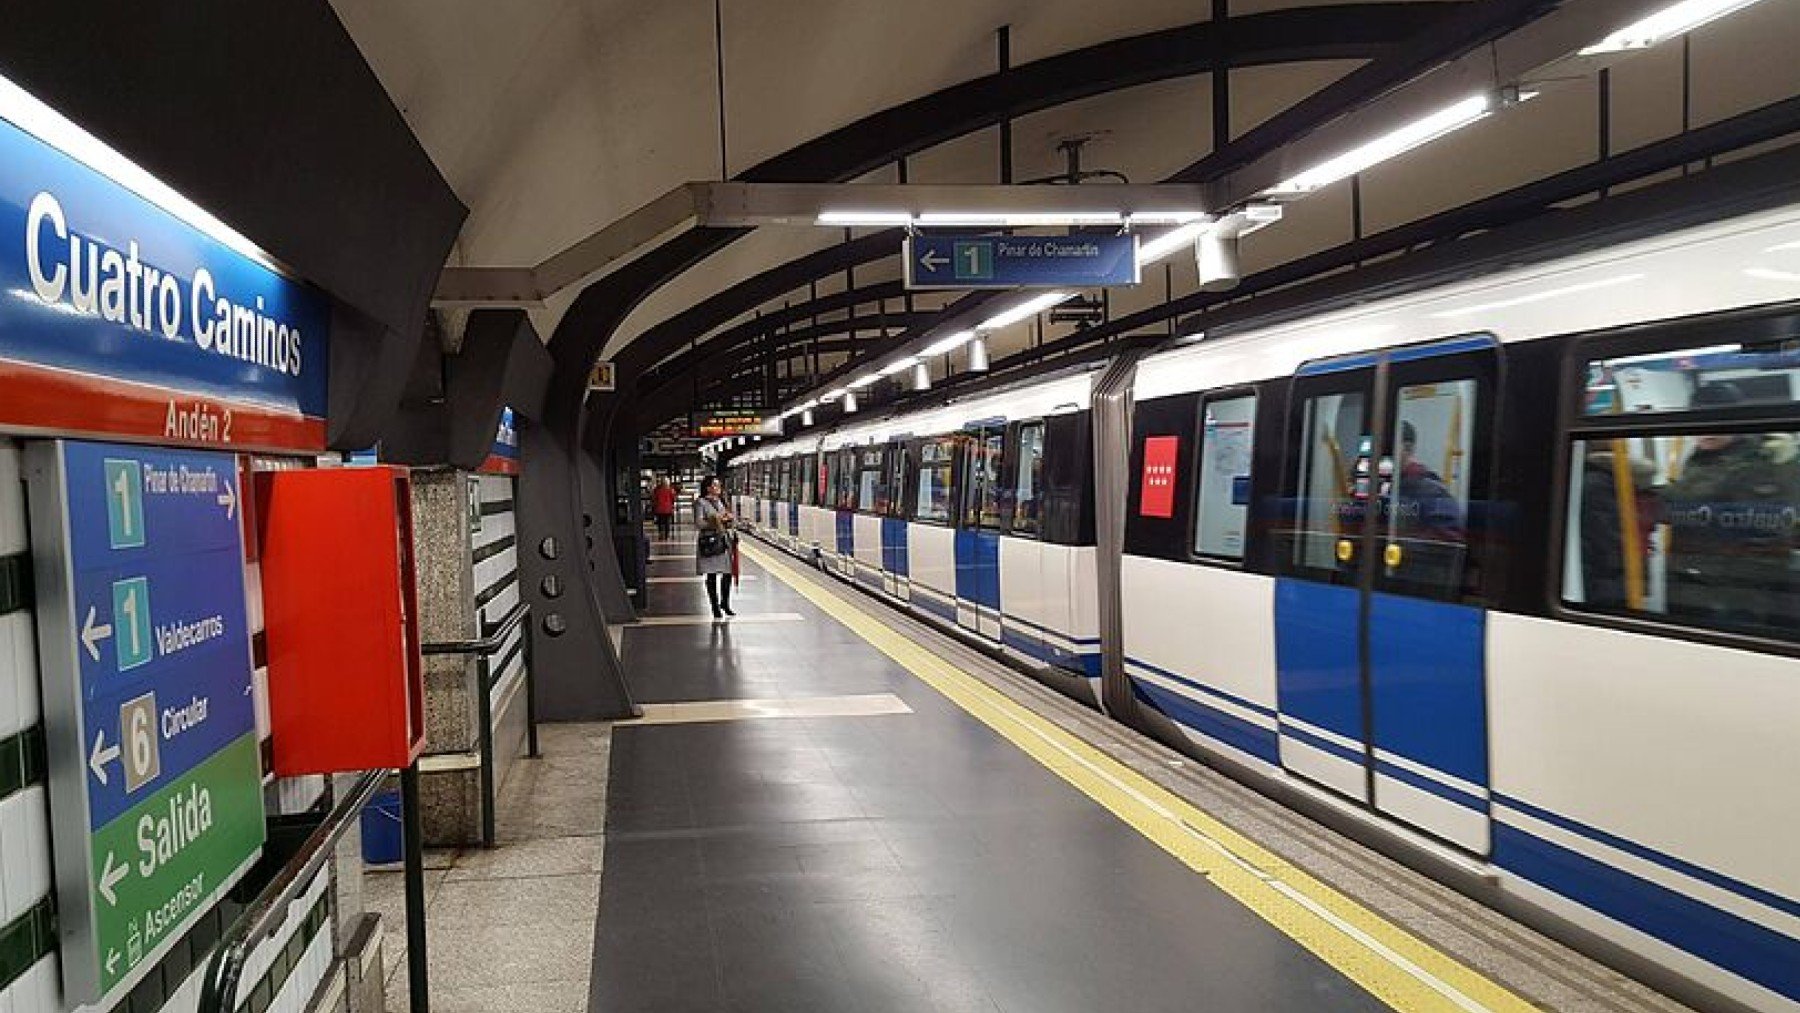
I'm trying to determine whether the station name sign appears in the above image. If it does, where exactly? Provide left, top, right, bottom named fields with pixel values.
left=0, top=108, right=330, bottom=451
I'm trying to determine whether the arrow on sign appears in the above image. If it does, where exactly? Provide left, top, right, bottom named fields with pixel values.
left=99, top=850, right=128, bottom=906
left=89, top=729, right=120, bottom=786
left=218, top=479, right=237, bottom=520
left=106, top=949, right=120, bottom=976
left=918, top=248, right=947, bottom=273
left=81, top=606, right=113, bottom=662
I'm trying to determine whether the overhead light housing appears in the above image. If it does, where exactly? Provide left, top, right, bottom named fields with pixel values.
left=815, top=209, right=1207, bottom=228
left=911, top=362, right=932, bottom=392
left=967, top=337, right=990, bottom=373
left=843, top=392, right=859, bottom=413
left=1266, top=94, right=1494, bottom=195
left=919, top=330, right=976, bottom=357
left=1580, top=0, right=1768, bottom=54
left=801, top=409, right=815, bottom=426
left=977, top=291, right=1072, bottom=331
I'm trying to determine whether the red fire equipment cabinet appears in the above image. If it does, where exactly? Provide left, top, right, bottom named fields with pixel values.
left=256, top=466, right=426, bottom=775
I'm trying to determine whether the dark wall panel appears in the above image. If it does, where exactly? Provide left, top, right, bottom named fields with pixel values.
left=0, top=1, right=464, bottom=363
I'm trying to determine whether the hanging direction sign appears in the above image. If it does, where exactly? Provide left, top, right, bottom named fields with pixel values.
left=27, top=441, right=265, bottom=1006
left=903, top=234, right=1140, bottom=290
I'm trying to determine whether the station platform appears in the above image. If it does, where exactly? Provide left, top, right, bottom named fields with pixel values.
left=572, top=525, right=1695, bottom=1013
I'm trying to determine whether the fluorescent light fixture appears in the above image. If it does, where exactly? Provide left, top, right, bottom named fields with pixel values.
left=0, top=72, right=286, bottom=273
left=879, top=357, right=920, bottom=376
left=915, top=211, right=1124, bottom=227
left=977, top=291, right=1072, bottom=331
left=816, top=210, right=914, bottom=226
left=848, top=373, right=881, bottom=389
left=820, top=388, right=848, bottom=401
left=1136, top=221, right=1213, bottom=266
left=919, top=330, right=976, bottom=357
left=1745, top=266, right=1800, bottom=283
left=1580, top=0, right=1767, bottom=55
left=1267, top=94, right=1494, bottom=195
left=1125, top=211, right=1211, bottom=225
left=1429, top=274, right=1643, bottom=318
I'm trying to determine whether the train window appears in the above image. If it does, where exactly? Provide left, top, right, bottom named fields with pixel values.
left=914, top=438, right=956, bottom=524
left=887, top=446, right=910, bottom=518
left=1292, top=391, right=1368, bottom=573
left=1563, top=430, right=1800, bottom=640
left=856, top=448, right=888, bottom=513
left=1380, top=379, right=1477, bottom=596
left=836, top=450, right=858, bottom=510
left=1582, top=341, right=1800, bottom=416
left=962, top=429, right=1006, bottom=530
left=1011, top=422, right=1046, bottom=536
left=1193, top=394, right=1256, bottom=560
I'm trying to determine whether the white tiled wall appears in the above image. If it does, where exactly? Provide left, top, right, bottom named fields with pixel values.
left=0, top=439, right=58, bottom=1013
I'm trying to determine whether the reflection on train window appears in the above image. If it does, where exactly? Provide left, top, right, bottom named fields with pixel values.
left=1564, top=430, right=1800, bottom=641
left=962, top=430, right=1005, bottom=530
left=1012, top=423, right=1046, bottom=536
left=857, top=448, right=887, bottom=513
left=1583, top=341, right=1800, bottom=416
left=1381, top=379, right=1476, bottom=595
left=914, top=438, right=956, bottom=524
left=1293, top=391, right=1367, bottom=571
left=1194, top=395, right=1255, bottom=560
left=888, top=447, right=909, bottom=518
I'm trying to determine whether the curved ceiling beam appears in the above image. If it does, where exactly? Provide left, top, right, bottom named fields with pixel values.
left=631, top=317, right=932, bottom=433
left=550, top=2, right=1468, bottom=405
left=641, top=278, right=910, bottom=391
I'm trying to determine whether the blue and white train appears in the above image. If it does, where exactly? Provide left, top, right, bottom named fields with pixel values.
left=728, top=200, right=1800, bottom=1012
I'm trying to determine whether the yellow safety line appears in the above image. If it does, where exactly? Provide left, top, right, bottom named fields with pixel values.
left=743, top=540, right=1538, bottom=1013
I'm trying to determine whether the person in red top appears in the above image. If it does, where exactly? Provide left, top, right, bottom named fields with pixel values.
left=650, top=477, right=677, bottom=539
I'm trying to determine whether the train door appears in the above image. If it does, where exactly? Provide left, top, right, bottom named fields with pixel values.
left=880, top=443, right=911, bottom=600
left=955, top=423, right=1005, bottom=638
left=1274, top=335, right=1497, bottom=854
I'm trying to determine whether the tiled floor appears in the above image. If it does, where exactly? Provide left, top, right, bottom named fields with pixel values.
left=366, top=721, right=609, bottom=1013
left=588, top=542, right=1391, bottom=1013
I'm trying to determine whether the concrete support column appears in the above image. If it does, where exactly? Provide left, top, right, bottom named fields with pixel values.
left=407, top=469, right=485, bottom=846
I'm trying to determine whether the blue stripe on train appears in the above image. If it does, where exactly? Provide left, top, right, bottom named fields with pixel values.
left=1131, top=681, right=1281, bottom=765
left=1373, top=758, right=1487, bottom=813
left=1493, top=822, right=1800, bottom=1002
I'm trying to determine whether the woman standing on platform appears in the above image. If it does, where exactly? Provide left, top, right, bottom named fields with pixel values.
left=693, top=475, right=739, bottom=619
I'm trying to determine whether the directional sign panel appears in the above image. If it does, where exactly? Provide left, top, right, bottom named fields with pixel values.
left=903, top=233, right=1140, bottom=290
left=26, top=441, right=264, bottom=1006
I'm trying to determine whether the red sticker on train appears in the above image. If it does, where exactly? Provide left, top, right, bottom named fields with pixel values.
left=1140, top=435, right=1179, bottom=518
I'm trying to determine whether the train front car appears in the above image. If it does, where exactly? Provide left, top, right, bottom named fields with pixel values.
left=1116, top=203, right=1800, bottom=1012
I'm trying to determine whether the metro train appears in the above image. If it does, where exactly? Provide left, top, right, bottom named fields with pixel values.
left=725, top=202, right=1800, bottom=1012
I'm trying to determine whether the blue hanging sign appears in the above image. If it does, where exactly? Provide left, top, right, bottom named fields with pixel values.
left=27, top=441, right=265, bottom=1005
left=0, top=105, right=330, bottom=451
left=480, top=406, right=520, bottom=475
left=904, top=234, right=1140, bottom=290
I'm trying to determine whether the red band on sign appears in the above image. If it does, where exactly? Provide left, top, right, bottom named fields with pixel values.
left=1139, top=435, right=1179, bottom=518
left=0, top=359, right=326, bottom=453
left=477, top=454, right=521, bottom=476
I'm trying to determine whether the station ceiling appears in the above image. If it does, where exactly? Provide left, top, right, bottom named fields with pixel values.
left=331, top=0, right=1800, bottom=432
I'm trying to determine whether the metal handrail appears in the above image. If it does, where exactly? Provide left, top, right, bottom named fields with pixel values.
left=421, top=598, right=529, bottom=656
left=197, top=769, right=387, bottom=1013
left=419, top=599, right=537, bottom=847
